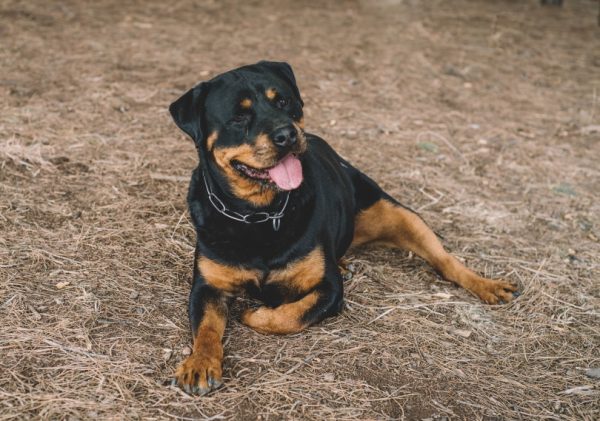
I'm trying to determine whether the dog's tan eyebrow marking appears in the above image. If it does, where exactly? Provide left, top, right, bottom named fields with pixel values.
left=265, top=88, right=276, bottom=100
left=240, top=98, right=252, bottom=108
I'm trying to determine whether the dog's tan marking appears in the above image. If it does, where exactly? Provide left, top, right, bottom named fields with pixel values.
left=265, top=88, right=276, bottom=100
left=254, top=133, right=272, bottom=149
left=198, top=256, right=261, bottom=293
left=240, top=98, right=252, bottom=109
left=206, top=131, right=218, bottom=151
left=212, top=141, right=278, bottom=207
left=291, top=121, right=307, bottom=149
left=174, top=302, right=226, bottom=394
left=241, top=291, right=319, bottom=334
left=296, top=117, right=305, bottom=130
left=267, top=246, right=324, bottom=293
left=352, top=199, right=517, bottom=304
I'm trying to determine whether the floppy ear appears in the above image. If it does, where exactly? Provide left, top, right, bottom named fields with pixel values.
left=169, top=82, right=208, bottom=143
left=257, top=61, right=304, bottom=107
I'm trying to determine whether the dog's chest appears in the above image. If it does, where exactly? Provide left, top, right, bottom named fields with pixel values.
left=198, top=246, right=324, bottom=304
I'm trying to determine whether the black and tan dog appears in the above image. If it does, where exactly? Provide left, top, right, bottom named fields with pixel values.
left=168, top=61, right=518, bottom=395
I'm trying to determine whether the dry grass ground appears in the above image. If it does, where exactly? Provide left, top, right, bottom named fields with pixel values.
left=1, top=0, right=599, bottom=419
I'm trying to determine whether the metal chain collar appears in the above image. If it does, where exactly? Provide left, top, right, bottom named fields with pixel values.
left=202, top=173, right=290, bottom=231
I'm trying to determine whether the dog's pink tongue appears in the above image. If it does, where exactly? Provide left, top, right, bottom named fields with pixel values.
left=268, top=154, right=303, bottom=190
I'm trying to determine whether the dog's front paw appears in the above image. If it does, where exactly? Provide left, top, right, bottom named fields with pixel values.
left=241, top=307, right=273, bottom=334
left=172, top=351, right=223, bottom=396
left=241, top=305, right=308, bottom=335
left=472, top=278, right=519, bottom=304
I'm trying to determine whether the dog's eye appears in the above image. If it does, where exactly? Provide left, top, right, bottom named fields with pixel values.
left=276, top=97, right=289, bottom=109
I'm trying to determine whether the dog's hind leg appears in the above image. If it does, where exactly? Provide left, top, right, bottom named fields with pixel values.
left=351, top=198, right=518, bottom=304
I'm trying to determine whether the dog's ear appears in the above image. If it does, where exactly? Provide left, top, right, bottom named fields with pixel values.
left=169, top=82, right=208, bottom=143
left=257, top=61, right=304, bottom=107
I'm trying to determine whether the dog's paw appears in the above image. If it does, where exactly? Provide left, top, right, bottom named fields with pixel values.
left=241, top=307, right=273, bottom=334
left=473, top=278, right=519, bottom=304
left=338, top=258, right=355, bottom=281
left=241, top=306, right=307, bottom=335
left=172, top=352, right=223, bottom=396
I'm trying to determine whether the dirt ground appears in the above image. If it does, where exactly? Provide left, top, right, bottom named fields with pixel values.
left=1, top=0, right=599, bottom=419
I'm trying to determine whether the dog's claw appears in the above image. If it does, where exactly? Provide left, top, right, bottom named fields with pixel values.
left=173, top=375, right=222, bottom=396
left=338, top=258, right=355, bottom=281
left=209, top=377, right=223, bottom=389
left=172, top=352, right=224, bottom=396
left=512, top=290, right=521, bottom=298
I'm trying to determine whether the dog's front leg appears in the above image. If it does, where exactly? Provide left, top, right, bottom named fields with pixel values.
left=242, top=263, right=343, bottom=335
left=174, top=281, right=228, bottom=395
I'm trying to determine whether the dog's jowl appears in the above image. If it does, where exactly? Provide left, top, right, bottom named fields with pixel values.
left=168, top=61, right=518, bottom=395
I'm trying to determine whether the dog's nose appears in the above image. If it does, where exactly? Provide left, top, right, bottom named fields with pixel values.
left=271, top=125, right=297, bottom=148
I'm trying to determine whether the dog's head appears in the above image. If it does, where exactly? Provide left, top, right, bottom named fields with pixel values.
left=169, top=61, right=306, bottom=207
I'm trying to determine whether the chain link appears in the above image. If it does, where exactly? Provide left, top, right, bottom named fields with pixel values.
left=202, top=173, right=290, bottom=231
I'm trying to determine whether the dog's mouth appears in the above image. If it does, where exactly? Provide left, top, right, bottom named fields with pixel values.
left=232, top=160, right=272, bottom=181
left=232, top=154, right=303, bottom=191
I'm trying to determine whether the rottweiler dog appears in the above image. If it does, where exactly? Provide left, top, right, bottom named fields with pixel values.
left=168, top=61, right=518, bottom=395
